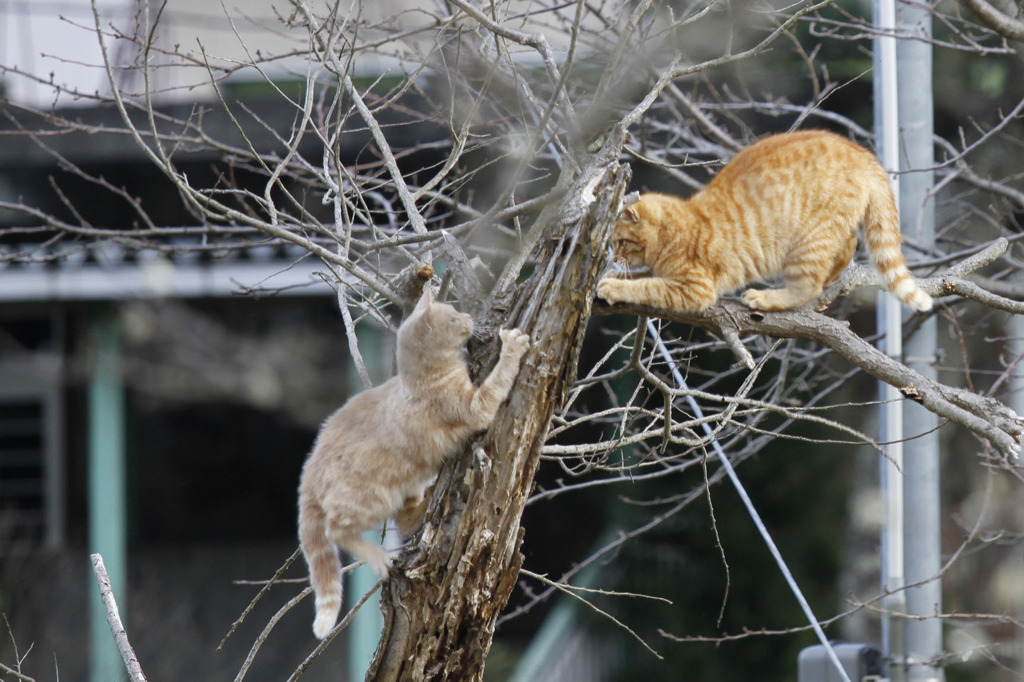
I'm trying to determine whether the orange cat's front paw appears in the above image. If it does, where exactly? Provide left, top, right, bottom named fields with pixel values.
left=597, top=277, right=625, bottom=304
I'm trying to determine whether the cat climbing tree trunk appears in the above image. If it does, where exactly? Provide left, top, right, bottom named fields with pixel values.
left=365, top=161, right=629, bottom=681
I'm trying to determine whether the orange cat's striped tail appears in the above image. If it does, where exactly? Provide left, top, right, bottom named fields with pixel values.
left=299, top=496, right=342, bottom=639
left=863, top=178, right=933, bottom=312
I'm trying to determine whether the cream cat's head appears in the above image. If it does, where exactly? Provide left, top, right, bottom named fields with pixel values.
left=610, top=197, right=660, bottom=270
left=398, top=287, right=474, bottom=358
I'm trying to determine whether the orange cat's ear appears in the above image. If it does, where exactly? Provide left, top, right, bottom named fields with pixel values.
left=622, top=206, right=639, bottom=223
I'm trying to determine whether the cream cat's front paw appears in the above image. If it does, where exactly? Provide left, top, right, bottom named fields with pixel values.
left=500, top=328, right=530, bottom=359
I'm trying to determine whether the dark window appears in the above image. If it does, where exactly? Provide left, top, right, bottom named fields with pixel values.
left=0, top=401, right=46, bottom=547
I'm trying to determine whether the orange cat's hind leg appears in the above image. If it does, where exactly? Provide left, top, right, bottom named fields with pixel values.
left=742, top=247, right=830, bottom=311
left=825, top=233, right=857, bottom=285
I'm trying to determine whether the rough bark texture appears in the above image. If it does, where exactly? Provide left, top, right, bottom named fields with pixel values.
left=365, top=162, right=629, bottom=681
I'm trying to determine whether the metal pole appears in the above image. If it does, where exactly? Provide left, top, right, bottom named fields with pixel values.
left=872, top=0, right=906, bottom=678
left=897, top=4, right=944, bottom=678
left=88, top=310, right=128, bottom=682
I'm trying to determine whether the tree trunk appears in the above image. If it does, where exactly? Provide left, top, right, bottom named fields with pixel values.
left=366, top=161, right=629, bottom=681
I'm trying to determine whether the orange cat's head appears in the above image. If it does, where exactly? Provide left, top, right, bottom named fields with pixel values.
left=399, top=288, right=474, bottom=353
left=610, top=199, right=659, bottom=270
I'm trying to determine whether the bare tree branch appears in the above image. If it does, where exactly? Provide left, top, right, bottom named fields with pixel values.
left=90, top=554, right=149, bottom=682
left=958, top=0, right=1024, bottom=42
left=596, top=242, right=1024, bottom=461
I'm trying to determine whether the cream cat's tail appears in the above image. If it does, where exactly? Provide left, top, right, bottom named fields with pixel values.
left=864, top=180, right=933, bottom=312
left=299, top=496, right=343, bottom=639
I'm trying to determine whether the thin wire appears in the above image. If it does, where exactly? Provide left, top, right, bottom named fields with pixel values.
left=646, top=319, right=852, bottom=682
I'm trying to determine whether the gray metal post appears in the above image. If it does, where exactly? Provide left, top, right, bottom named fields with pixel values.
left=873, top=1, right=906, bottom=676
left=897, top=4, right=944, bottom=679
left=88, top=310, right=128, bottom=682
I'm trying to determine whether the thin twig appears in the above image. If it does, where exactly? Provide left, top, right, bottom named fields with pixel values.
left=0, top=662, right=36, bottom=682
left=219, top=546, right=303, bottom=650
left=234, top=587, right=313, bottom=682
left=519, top=568, right=665, bottom=660
left=286, top=580, right=383, bottom=682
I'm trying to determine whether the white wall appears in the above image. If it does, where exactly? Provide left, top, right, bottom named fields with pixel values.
left=0, top=0, right=409, bottom=107
left=1, top=0, right=604, bottom=108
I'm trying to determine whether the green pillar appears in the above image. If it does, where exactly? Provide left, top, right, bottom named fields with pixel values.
left=348, top=320, right=389, bottom=681
left=348, top=536, right=385, bottom=679
left=88, top=311, right=127, bottom=682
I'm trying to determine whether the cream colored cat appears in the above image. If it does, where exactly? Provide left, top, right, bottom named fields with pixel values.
left=298, top=288, right=530, bottom=639
left=597, top=130, right=932, bottom=313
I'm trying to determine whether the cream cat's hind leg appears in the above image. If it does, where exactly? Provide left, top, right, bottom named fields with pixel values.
left=324, top=502, right=393, bottom=577
left=394, top=489, right=430, bottom=537
left=311, top=529, right=390, bottom=638
left=336, top=532, right=392, bottom=578
left=327, top=513, right=392, bottom=578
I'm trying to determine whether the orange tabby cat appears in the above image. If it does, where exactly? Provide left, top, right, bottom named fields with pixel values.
left=298, top=288, right=529, bottom=639
left=597, top=130, right=932, bottom=313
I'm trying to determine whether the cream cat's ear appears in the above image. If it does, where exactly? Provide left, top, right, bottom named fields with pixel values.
left=414, top=286, right=434, bottom=312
